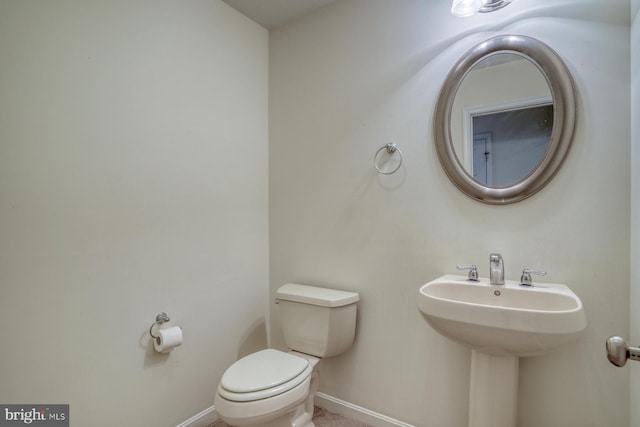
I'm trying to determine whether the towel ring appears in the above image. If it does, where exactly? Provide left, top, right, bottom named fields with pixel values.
left=149, top=312, right=170, bottom=339
left=374, top=143, right=403, bottom=175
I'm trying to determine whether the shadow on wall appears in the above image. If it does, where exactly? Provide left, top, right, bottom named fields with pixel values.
left=237, top=318, right=268, bottom=359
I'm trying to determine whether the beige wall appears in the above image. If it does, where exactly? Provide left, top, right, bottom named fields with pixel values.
left=1, top=0, right=634, bottom=426
left=631, top=0, right=639, bottom=425
left=0, top=1, right=268, bottom=425
left=269, top=0, right=630, bottom=426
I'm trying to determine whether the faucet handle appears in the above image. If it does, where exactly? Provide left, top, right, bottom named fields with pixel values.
left=457, top=265, right=479, bottom=282
left=520, top=268, right=547, bottom=286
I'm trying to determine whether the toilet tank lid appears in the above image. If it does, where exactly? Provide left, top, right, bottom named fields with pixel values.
left=277, top=284, right=359, bottom=307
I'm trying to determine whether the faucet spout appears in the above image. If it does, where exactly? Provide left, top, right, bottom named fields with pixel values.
left=489, top=253, right=505, bottom=285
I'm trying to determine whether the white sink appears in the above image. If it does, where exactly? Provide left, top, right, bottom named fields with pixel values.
left=418, top=274, right=587, bottom=357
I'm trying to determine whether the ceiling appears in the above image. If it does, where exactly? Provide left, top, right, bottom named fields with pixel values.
left=223, top=0, right=337, bottom=29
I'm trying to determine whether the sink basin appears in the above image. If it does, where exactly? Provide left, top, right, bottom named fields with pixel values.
left=418, top=275, right=587, bottom=356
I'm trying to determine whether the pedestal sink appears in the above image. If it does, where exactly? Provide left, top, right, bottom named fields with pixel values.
left=418, top=275, right=586, bottom=427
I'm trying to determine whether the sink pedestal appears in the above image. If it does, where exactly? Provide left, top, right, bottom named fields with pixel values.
left=469, top=351, right=518, bottom=427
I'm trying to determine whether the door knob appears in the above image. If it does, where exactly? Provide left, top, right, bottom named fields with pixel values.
left=606, top=336, right=640, bottom=367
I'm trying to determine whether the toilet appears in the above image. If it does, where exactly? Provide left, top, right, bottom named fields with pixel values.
left=214, top=283, right=360, bottom=427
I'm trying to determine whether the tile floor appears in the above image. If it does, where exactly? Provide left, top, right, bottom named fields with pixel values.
left=207, top=406, right=372, bottom=427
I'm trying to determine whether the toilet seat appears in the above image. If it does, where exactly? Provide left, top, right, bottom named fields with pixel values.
left=218, top=349, right=312, bottom=402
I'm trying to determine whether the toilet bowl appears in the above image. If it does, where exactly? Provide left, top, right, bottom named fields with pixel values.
left=214, top=349, right=319, bottom=427
left=214, top=284, right=359, bottom=427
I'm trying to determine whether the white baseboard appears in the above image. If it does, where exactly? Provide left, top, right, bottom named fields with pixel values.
left=176, top=405, right=217, bottom=427
left=176, top=394, right=415, bottom=427
left=315, top=392, right=416, bottom=427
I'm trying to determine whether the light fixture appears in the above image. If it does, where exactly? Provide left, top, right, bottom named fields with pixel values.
left=451, top=0, right=514, bottom=17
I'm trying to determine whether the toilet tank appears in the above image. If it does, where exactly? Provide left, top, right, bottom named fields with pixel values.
left=276, top=284, right=359, bottom=358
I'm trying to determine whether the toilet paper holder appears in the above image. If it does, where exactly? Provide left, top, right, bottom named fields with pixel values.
left=149, top=312, right=170, bottom=339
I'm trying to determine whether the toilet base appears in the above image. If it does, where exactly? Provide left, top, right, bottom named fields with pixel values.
left=289, top=405, right=314, bottom=427
left=218, top=397, right=314, bottom=427
left=254, top=404, right=314, bottom=427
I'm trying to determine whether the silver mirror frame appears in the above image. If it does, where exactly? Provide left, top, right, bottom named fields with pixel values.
left=434, top=35, right=577, bottom=204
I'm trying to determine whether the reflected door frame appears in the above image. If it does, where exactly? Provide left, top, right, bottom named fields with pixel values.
left=472, top=132, right=493, bottom=185
left=461, top=95, right=553, bottom=178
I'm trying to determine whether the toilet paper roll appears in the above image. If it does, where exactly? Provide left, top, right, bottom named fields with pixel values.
left=153, top=326, right=183, bottom=353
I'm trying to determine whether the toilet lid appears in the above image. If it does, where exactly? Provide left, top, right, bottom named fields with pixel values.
left=220, top=349, right=309, bottom=395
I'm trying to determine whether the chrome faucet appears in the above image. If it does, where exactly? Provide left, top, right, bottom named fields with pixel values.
left=489, top=253, right=504, bottom=285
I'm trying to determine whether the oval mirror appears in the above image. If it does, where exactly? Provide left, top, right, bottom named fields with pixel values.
left=434, top=35, right=577, bottom=204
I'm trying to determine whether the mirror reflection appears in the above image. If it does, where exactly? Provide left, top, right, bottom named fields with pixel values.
left=451, top=54, right=553, bottom=187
